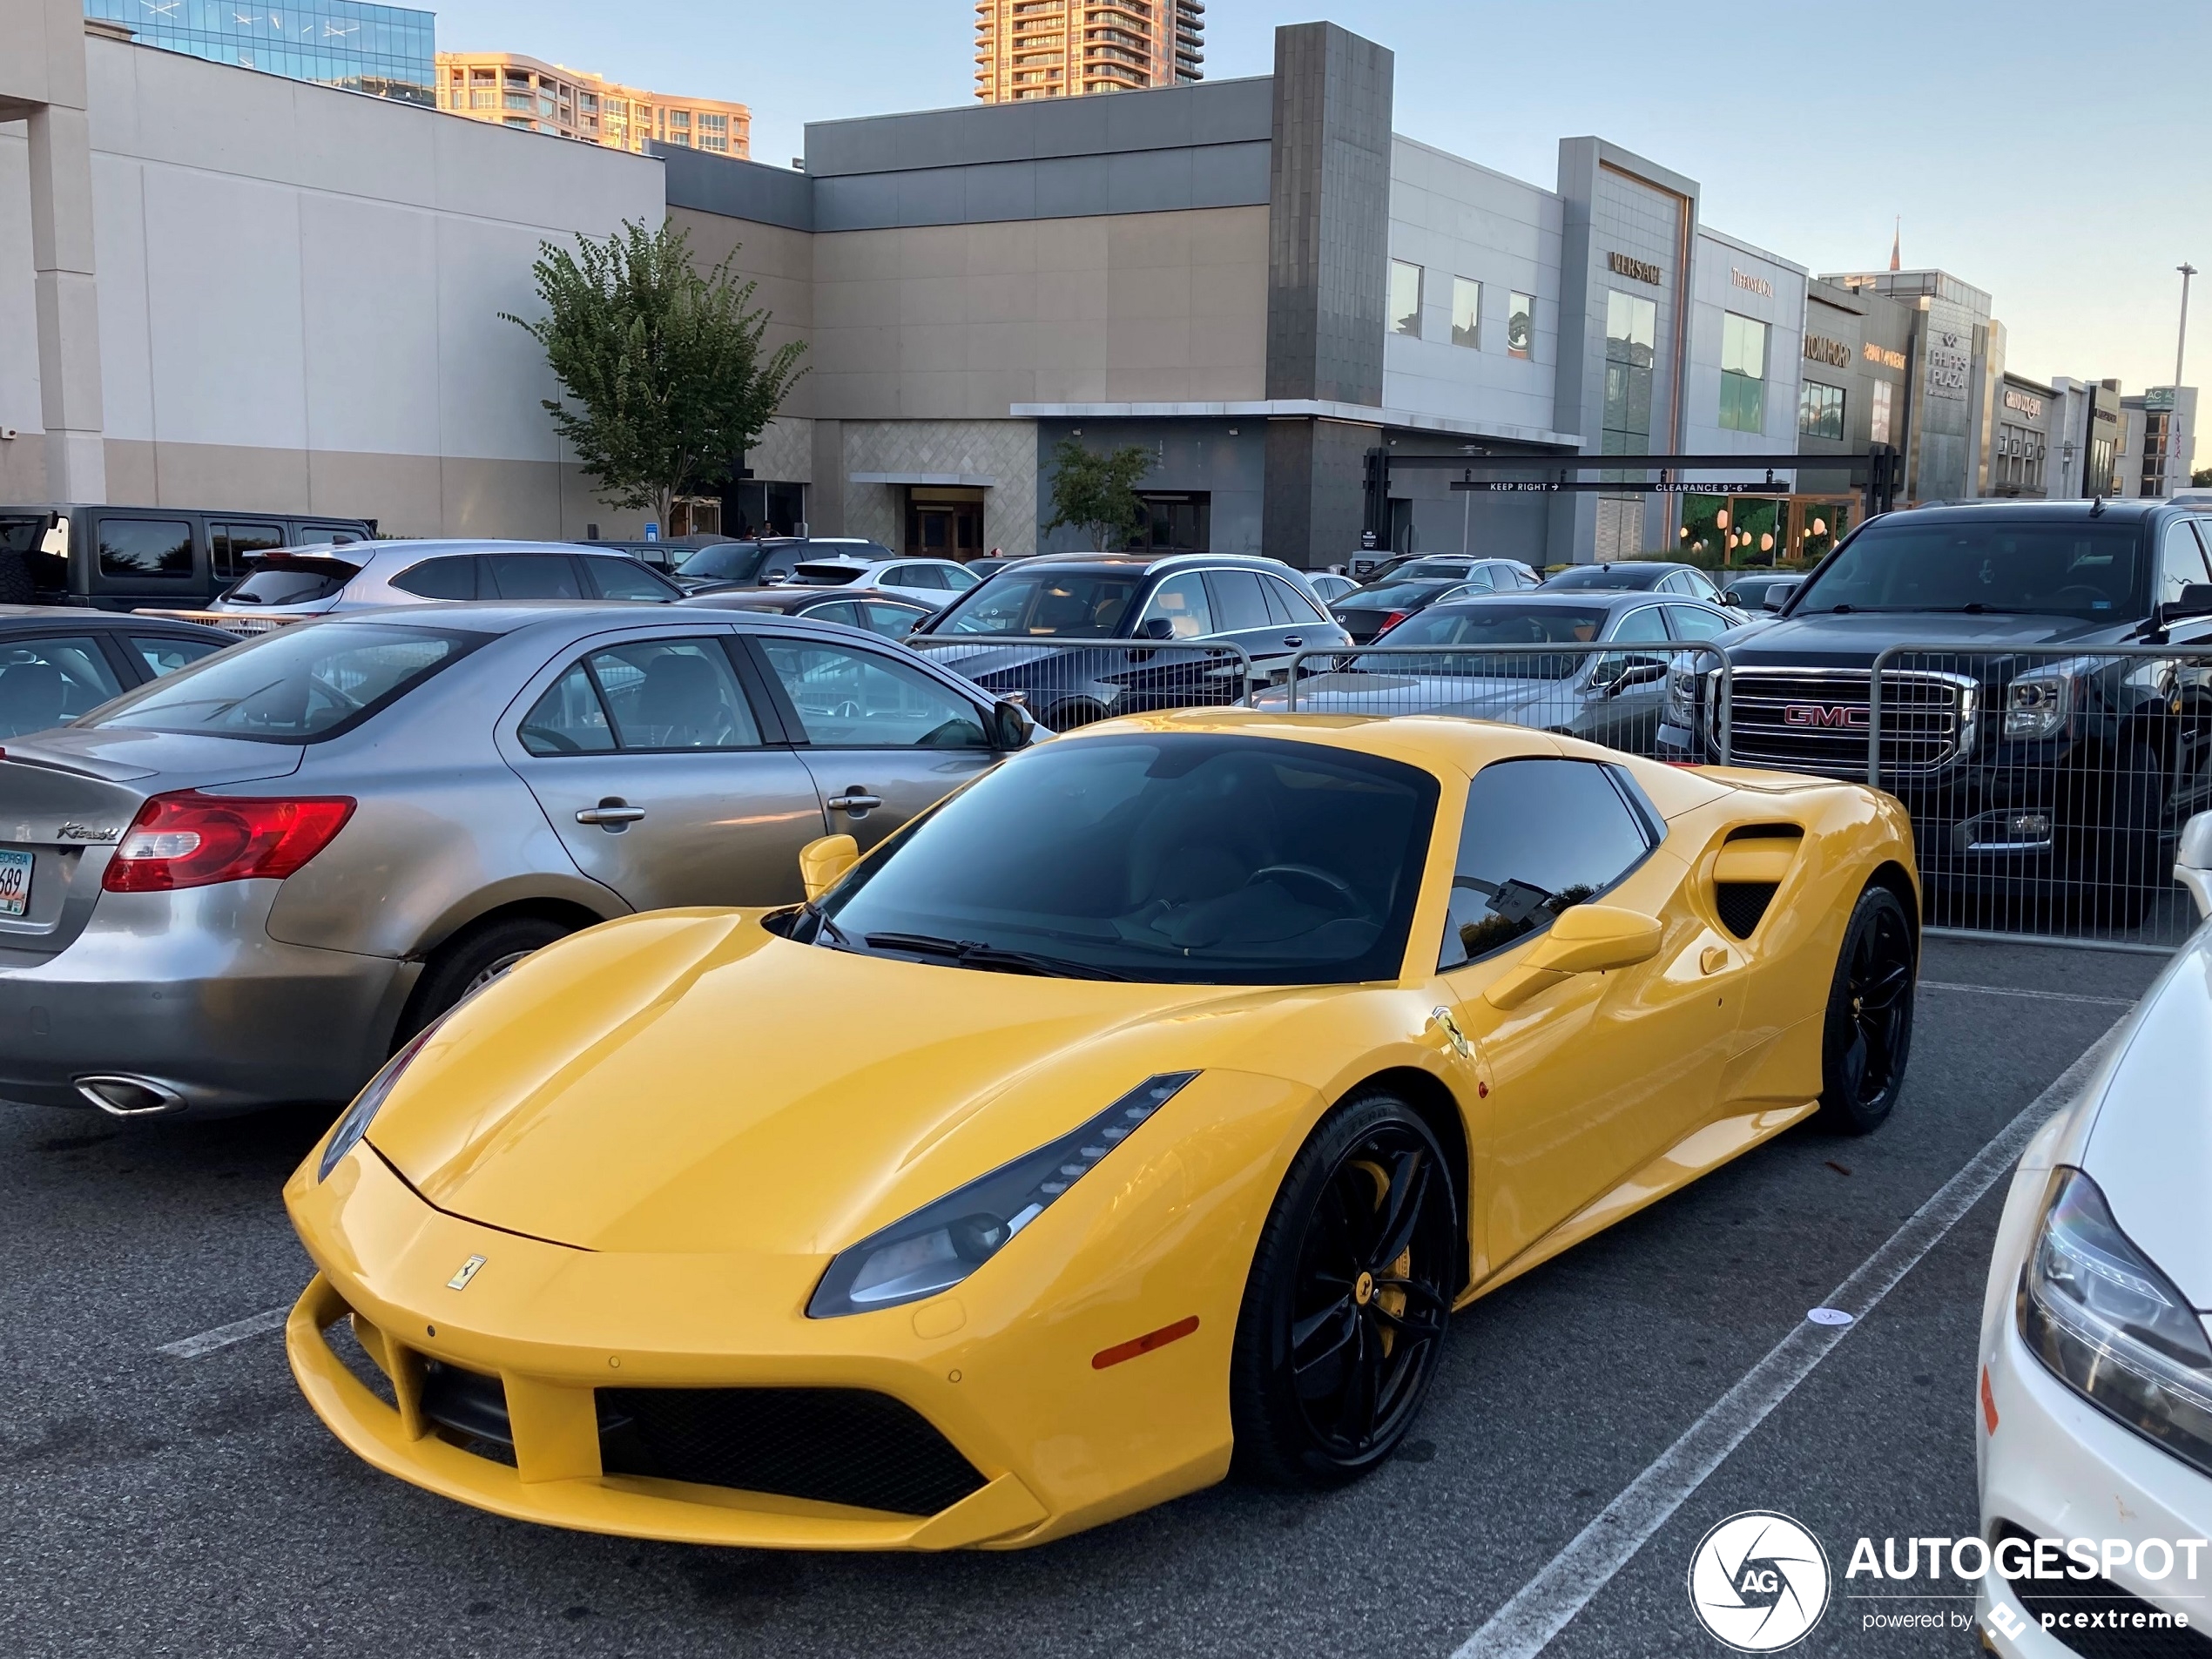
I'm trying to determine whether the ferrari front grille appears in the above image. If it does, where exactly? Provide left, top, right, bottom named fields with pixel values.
left=419, top=1359, right=516, bottom=1459
left=596, top=1386, right=988, bottom=1517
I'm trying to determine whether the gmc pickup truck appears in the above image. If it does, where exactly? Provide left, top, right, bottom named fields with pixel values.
left=1660, top=499, right=2212, bottom=920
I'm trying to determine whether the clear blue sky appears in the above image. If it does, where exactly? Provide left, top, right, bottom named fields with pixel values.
left=434, top=0, right=2209, bottom=400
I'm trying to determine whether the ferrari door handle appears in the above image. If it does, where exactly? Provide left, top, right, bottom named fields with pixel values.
left=826, top=791, right=882, bottom=813
left=575, top=801, right=646, bottom=826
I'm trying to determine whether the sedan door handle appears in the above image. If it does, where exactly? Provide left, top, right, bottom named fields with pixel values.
left=826, top=791, right=883, bottom=813
left=1283, top=636, right=1304, bottom=647
left=575, top=800, right=646, bottom=826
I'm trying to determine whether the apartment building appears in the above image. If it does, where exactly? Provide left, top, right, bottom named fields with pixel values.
left=974, top=0, right=1204, bottom=101
left=80, top=0, right=435, bottom=104
left=435, top=51, right=749, bottom=157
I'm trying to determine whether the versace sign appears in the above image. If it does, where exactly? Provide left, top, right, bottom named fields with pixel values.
left=1608, top=252, right=1662, bottom=285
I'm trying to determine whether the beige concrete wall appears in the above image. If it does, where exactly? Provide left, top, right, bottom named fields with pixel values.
left=669, top=206, right=815, bottom=419
left=810, top=206, right=1269, bottom=419
left=838, top=419, right=1039, bottom=556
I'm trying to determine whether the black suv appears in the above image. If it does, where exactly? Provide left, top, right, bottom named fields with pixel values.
left=1659, top=500, right=2212, bottom=916
left=909, top=553, right=1350, bottom=728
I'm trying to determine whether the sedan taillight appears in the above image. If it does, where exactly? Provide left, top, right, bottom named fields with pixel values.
left=1371, top=610, right=1413, bottom=638
left=103, top=791, right=355, bottom=893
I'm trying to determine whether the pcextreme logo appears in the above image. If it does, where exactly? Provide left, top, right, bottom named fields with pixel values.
left=1688, top=1511, right=1832, bottom=1652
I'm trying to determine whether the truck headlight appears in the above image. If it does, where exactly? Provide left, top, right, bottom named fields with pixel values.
left=1665, top=661, right=1698, bottom=726
left=2018, top=1169, right=2212, bottom=1479
left=2003, top=669, right=2074, bottom=740
left=806, top=1073, right=1198, bottom=1318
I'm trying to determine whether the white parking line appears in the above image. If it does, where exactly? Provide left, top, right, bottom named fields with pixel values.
left=157, top=1305, right=290, bottom=1359
left=1447, top=1014, right=2133, bottom=1659
left=1920, top=980, right=2139, bottom=1009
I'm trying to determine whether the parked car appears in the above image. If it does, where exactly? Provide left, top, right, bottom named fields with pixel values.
left=0, top=503, right=374, bottom=610
left=1542, top=560, right=1731, bottom=608
left=1659, top=499, right=2212, bottom=917
left=1307, top=572, right=1360, bottom=604
left=575, top=536, right=743, bottom=576
left=174, top=543, right=684, bottom=634
left=910, top=552, right=1351, bottom=728
left=1973, top=811, right=2212, bottom=1648
left=1330, top=577, right=1476, bottom=644
left=0, top=606, right=235, bottom=739
left=0, top=605, right=1035, bottom=1116
left=285, top=711, right=1919, bottom=1548
left=966, top=556, right=1031, bottom=581
left=673, top=537, right=902, bottom=595
left=1717, top=569, right=1805, bottom=611
left=779, top=556, right=982, bottom=607
left=1254, top=591, right=1734, bottom=752
left=680, top=585, right=936, bottom=639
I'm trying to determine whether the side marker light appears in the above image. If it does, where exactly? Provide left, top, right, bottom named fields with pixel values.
left=1092, top=1315, right=1200, bottom=1370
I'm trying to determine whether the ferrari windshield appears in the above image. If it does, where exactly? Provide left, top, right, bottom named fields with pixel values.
left=930, top=570, right=1145, bottom=637
left=1792, top=518, right=2149, bottom=617
left=815, top=735, right=1438, bottom=984
left=1351, top=604, right=1610, bottom=678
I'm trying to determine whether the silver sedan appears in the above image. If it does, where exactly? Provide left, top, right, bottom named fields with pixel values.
left=0, top=604, right=1032, bottom=1116
left=1250, top=591, right=1734, bottom=752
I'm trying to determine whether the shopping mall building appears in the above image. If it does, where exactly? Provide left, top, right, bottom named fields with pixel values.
left=4, top=9, right=2176, bottom=563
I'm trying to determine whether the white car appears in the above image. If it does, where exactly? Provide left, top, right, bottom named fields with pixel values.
left=779, top=556, right=981, bottom=608
left=1973, top=811, right=2212, bottom=1655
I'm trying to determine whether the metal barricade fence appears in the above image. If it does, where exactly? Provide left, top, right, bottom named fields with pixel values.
left=1275, top=641, right=1733, bottom=763
left=905, top=635, right=1258, bottom=730
left=1858, top=644, right=2212, bottom=953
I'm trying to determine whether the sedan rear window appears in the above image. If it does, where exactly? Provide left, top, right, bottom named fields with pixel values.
left=673, top=543, right=765, bottom=584
left=84, top=623, right=479, bottom=743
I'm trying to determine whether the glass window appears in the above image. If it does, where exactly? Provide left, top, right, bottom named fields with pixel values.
left=1439, top=759, right=1654, bottom=969
left=674, top=543, right=767, bottom=585
left=942, top=563, right=981, bottom=590
left=582, top=557, right=677, bottom=601
left=1451, top=277, right=1481, bottom=348
left=0, top=635, right=125, bottom=737
left=586, top=638, right=761, bottom=750
left=1664, top=604, right=1730, bottom=641
left=2158, top=521, right=2212, bottom=606
left=859, top=602, right=927, bottom=638
left=1611, top=606, right=1669, bottom=643
left=219, top=560, right=357, bottom=607
left=1259, top=575, right=1328, bottom=626
left=1798, top=381, right=1845, bottom=441
left=97, top=518, right=194, bottom=580
left=934, top=570, right=1143, bottom=637
left=1870, top=381, right=1893, bottom=445
left=759, top=640, right=988, bottom=749
left=129, top=634, right=226, bottom=678
left=814, top=735, right=1440, bottom=986
left=1389, top=260, right=1422, bottom=338
left=391, top=557, right=477, bottom=600
left=1140, top=571, right=1215, bottom=639
left=802, top=600, right=863, bottom=628
left=1204, top=569, right=1271, bottom=632
left=894, top=564, right=950, bottom=590
left=1792, top=520, right=2148, bottom=619
left=1507, top=293, right=1534, bottom=361
left=1602, top=290, right=1658, bottom=455
left=210, top=521, right=285, bottom=583
left=84, top=624, right=476, bottom=744
left=517, top=660, right=616, bottom=756
left=1720, top=314, right=1769, bottom=435
left=484, top=555, right=582, bottom=600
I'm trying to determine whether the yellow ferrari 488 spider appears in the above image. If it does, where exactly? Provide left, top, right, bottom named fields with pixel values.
left=287, top=710, right=1919, bottom=1550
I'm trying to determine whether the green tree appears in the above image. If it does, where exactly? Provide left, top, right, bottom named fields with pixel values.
left=1042, top=437, right=1153, bottom=550
left=2195, top=466, right=2212, bottom=488
left=503, top=219, right=806, bottom=529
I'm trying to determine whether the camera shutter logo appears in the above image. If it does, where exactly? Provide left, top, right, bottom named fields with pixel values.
left=1687, top=1511, right=1831, bottom=1651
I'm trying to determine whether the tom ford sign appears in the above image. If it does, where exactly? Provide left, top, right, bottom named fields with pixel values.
left=1608, top=252, right=1662, bottom=285
left=1804, top=334, right=1852, bottom=368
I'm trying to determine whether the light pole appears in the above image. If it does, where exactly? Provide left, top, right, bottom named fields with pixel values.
left=2177, top=264, right=2196, bottom=393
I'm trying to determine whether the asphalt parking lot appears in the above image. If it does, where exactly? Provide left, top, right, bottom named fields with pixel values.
left=0, top=934, right=2168, bottom=1659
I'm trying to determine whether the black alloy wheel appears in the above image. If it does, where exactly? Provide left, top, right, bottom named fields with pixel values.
left=1231, top=1093, right=1457, bottom=1485
left=1816, top=884, right=1916, bottom=1134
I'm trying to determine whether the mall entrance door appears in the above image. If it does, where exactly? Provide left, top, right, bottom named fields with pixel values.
left=906, top=487, right=985, bottom=558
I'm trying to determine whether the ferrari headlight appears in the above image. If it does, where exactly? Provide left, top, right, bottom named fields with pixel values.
left=806, top=1072, right=1197, bottom=1318
left=2002, top=666, right=2075, bottom=740
left=2018, top=1168, right=2212, bottom=1478
left=316, top=1015, right=448, bottom=1182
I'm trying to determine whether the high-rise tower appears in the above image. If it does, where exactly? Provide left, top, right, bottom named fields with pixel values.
left=974, top=0, right=1204, bottom=101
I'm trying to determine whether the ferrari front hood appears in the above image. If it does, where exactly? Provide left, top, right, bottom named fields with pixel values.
left=368, top=911, right=1258, bottom=1257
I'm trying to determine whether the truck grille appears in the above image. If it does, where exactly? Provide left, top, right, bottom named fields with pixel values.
left=1713, top=669, right=1976, bottom=779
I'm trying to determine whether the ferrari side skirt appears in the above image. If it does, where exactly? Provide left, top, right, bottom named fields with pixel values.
left=1454, top=1098, right=1818, bottom=1308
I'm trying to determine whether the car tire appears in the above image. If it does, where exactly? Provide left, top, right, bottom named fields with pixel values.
left=1230, top=1090, right=1457, bottom=1487
left=1815, top=883, right=1916, bottom=1135
left=395, top=914, right=576, bottom=1048
left=1042, top=698, right=1109, bottom=730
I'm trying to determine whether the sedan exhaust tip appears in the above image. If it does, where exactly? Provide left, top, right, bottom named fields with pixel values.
left=75, top=1075, right=187, bottom=1117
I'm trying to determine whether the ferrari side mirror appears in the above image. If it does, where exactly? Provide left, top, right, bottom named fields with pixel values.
left=1485, top=905, right=1664, bottom=1010
left=799, top=833, right=859, bottom=902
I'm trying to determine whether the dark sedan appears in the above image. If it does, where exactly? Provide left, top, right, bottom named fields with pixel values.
left=1330, top=577, right=1469, bottom=644
left=0, top=605, right=234, bottom=739
left=680, top=586, right=937, bottom=639
left=1541, top=560, right=1730, bottom=604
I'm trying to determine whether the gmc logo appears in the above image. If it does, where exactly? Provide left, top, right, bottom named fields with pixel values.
left=1782, top=703, right=1869, bottom=729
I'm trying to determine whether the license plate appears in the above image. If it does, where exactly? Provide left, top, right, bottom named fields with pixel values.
left=0, top=847, right=30, bottom=918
